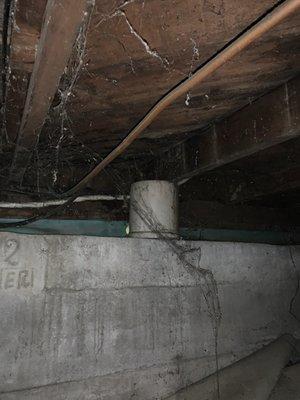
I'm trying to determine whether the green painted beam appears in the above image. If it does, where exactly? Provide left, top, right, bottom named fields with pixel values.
left=0, top=219, right=299, bottom=245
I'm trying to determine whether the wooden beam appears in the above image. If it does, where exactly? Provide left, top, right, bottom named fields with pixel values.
left=10, top=19, right=40, bottom=73
left=179, top=200, right=298, bottom=232
left=229, top=165, right=300, bottom=204
left=0, top=196, right=297, bottom=234
left=179, top=136, right=300, bottom=205
left=9, top=0, right=93, bottom=185
left=150, top=75, right=300, bottom=184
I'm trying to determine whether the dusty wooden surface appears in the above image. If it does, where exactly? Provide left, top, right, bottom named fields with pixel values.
left=0, top=0, right=299, bottom=226
left=6, top=0, right=300, bottom=152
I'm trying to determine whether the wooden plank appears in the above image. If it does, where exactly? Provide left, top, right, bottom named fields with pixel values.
left=179, top=200, right=298, bottom=232
left=0, top=195, right=296, bottom=233
left=178, top=136, right=300, bottom=206
left=150, top=75, right=300, bottom=184
left=229, top=165, right=300, bottom=204
left=9, top=0, right=93, bottom=185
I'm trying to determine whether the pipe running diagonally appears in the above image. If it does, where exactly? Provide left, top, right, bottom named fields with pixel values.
left=64, top=0, right=300, bottom=197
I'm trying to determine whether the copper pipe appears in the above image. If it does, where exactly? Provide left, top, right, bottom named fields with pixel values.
left=65, top=0, right=300, bottom=196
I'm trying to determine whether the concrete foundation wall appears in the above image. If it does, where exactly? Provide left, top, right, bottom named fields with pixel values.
left=0, top=233, right=299, bottom=399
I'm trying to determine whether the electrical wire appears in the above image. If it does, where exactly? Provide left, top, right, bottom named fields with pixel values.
left=0, top=194, right=128, bottom=209
left=0, top=195, right=77, bottom=228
